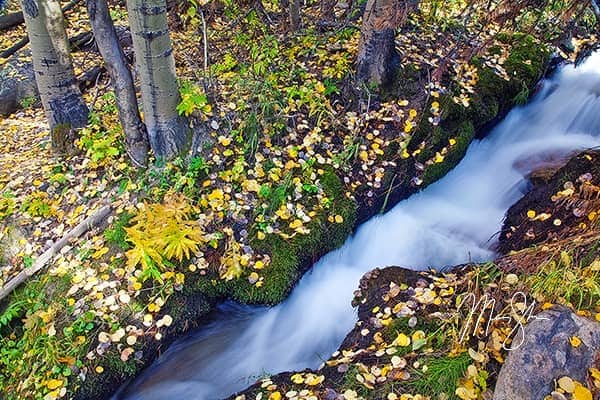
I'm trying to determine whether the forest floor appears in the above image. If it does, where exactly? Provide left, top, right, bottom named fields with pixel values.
left=0, top=0, right=597, bottom=399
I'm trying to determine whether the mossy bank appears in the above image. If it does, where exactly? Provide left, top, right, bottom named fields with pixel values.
left=73, top=33, right=551, bottom=400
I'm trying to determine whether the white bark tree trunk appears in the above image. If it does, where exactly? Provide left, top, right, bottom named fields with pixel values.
left=86, top=0, right=150, bottom=167
left=20, top=0, right=89, bottom=151
left=126, top=0, right=189, bottom=160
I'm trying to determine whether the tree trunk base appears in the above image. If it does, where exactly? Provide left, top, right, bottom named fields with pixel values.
left=356, top=27, right=399, bottom=88
left=150, top=115, right=190, bottom=160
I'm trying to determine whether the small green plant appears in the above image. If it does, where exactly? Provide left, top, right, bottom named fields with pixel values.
left=21, top=192, right=54, bottom=218
left=526, top=250, right=600, bottom=310
left=0, top=194, right=15, bottom=220
left=104, top=212, right=132, bottom=250
left=124, top=193, right=205, bottom=283
left=18, top=96, right=37, bottom=109
left=0, top=299, right=26, bottom=328
left=513, top=83, right=529, bottom=105
left=177, top=81, right=211, bottom=117
left=212, top=53, right=238, bottom=75
left=407, top=352, right=471, bottom=399
left=78, top=113, right=122, bottom=166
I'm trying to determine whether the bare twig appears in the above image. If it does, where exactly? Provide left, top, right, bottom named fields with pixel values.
left=0, top=205, right=112, bottom=301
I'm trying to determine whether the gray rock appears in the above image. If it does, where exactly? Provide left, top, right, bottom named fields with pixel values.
left=0, top=50, right=39, bottom=117
left=493, top=306, right=600, bottom=400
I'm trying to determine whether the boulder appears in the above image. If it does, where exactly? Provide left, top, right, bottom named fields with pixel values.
left=493, top=307, right=600, bottom=400
left=0, top=51, right=38, bottom=117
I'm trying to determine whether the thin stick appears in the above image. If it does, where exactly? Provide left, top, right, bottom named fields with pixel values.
left=199, top=8, right=209, bottom=82
left=0, top=205, right=112, bottom=301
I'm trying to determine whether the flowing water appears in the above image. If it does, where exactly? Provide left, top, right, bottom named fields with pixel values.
left=119, top=53, right=600, bottom=400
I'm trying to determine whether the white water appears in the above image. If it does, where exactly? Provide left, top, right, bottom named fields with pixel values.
left=120, top=54, right=600, bottom=400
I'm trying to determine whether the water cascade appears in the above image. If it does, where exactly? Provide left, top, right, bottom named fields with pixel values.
left=120, top=53, right=600, bottom=400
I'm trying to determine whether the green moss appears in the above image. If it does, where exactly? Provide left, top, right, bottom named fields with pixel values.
left=230, top=167, right=357, bottom=305
left=422, top=121, right=474, bottom=186
left=410, top=33, right=549, bottom=190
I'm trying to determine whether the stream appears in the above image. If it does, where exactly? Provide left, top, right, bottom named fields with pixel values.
left=118, top=53, right=600, bottom=400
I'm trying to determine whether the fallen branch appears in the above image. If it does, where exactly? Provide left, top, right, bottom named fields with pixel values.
left=0, top=11, right=23, bottom=31
left=0, top=205, right=112, bottom=302
left=0, top=0, right=84, bottom=58
left=0, top=0, right=81, bottom=31
left=0, top=36, right=28, bottom=58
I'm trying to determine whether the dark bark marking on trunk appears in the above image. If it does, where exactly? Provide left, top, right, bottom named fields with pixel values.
left=138, top=4, right=167, bottom=15
left=48, top=92, right=89, bottom=128
left=22, top=0, right=38, bottom=18
left=137, top=28, right=169, bottom=40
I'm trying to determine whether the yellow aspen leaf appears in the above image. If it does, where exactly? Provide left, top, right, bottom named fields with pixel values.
left=46, top=379, right=63, bottom=390
left=306, top=374, right=324, bottom=386
left=573, top=383, right=592, bottom=400
left=527, top=210, right=536, bottom=218
left=248, top=272, right=259, bottom=284
left=291, top=373, right=304, bottom=384
left=409, top=109, right=417, bottom=118
left=335, top=215, right=344, bottom=224
left=92, top=246, right=109, bottom=259
left=269, top=392, right=282, bottom=400
left=449, top=138, right=457, bottom=146
left=468, top=348, right=485, bottom=362
left=558, top=376, right=575, bottom=393
left=455, top=386, right=477, bottom=400
left=395, top=333, right=411, bottom=347
left=289, top=219, right=303, bottom=229
left=95, top=366, right=104, bottom=373
left=162, top=315, right=173, bottom=327
left=434, top=152, right=444, bottom=163
left=542, top=302, right=554, bottom=310
left=257, top=231, right=266, bottom=240
left=570, top=336, right=582, bottom=347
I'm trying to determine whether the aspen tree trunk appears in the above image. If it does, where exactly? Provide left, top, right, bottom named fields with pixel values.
left=20, top=0, right=89, bottom=151
left=126, top=0, right=189, bottom=160
left=289, top=0, right=301, bottom=30
left=86, top=0, right=149, bottom=167
left=356, top=0, right=403, bottom=87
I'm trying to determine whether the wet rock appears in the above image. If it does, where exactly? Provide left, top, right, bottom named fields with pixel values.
left=499, top=150, right=600, bottom=254
left=493, top=307, right=600, bottom=400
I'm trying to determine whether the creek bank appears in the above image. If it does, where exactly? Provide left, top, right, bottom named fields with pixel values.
left=499, top=150, right=600, bottom=255
left=229, top=149, right=600, bottom=400
left=72, top=33, right=553, bottom=400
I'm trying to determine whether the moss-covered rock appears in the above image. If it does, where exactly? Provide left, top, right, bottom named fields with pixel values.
left=230, top=167, right=357, bottom=304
